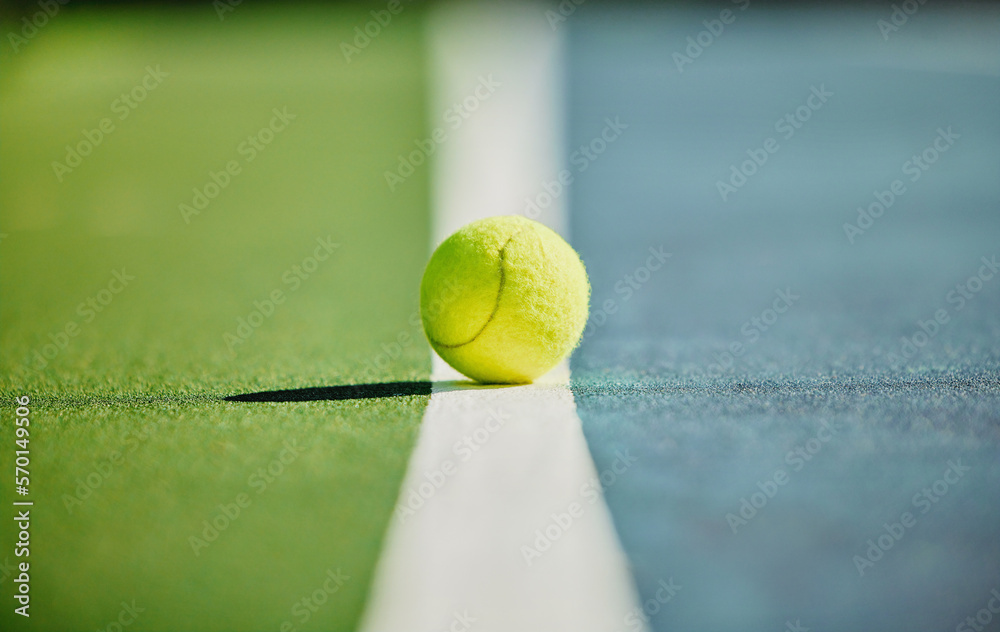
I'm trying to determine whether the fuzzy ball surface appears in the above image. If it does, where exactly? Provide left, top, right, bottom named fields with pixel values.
left=420, top=216, right=591, bottom=384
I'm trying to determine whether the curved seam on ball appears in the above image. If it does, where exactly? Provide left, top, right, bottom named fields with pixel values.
left=431, top=228, right=523, bottom=349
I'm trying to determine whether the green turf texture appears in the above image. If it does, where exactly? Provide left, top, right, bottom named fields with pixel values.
left=1, top=5, right=431, bottom=631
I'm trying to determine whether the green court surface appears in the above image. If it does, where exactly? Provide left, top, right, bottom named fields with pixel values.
left=1, top=5, right=432, bottom=630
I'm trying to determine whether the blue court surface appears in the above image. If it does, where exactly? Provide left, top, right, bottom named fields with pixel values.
left=568, top=4, right=1000, bottom=631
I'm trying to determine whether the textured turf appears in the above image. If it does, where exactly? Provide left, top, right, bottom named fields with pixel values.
left=567, top=6, right=1000, bottom=632
left=0, top=6, right=431, bottom=631
left=573, top=374, right=1000, bottom=632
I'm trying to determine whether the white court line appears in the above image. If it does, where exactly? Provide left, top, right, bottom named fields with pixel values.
left=358, top=3, right=644, bottom=631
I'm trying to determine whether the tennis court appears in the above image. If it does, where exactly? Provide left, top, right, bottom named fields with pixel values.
left=1, top=2, right=998, bottom=631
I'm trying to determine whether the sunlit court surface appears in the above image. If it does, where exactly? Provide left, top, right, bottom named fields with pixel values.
left=1, top=1, right=998, bottom=631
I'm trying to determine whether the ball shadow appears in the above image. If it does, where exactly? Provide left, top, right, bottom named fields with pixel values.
left=223, top=380, right=504, bottom=403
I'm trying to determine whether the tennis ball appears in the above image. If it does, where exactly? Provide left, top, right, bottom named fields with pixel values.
left=420, top=215, right=590, bottom=384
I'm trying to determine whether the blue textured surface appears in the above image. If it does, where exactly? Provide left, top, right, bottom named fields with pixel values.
left=567, top=5, right=1000, bottom=631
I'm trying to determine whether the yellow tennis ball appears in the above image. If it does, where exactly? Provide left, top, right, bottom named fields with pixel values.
left=420, top=215, right=590, bottom=384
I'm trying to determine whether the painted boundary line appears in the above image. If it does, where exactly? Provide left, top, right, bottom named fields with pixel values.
left=359, top=3, right=645, bottom=631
